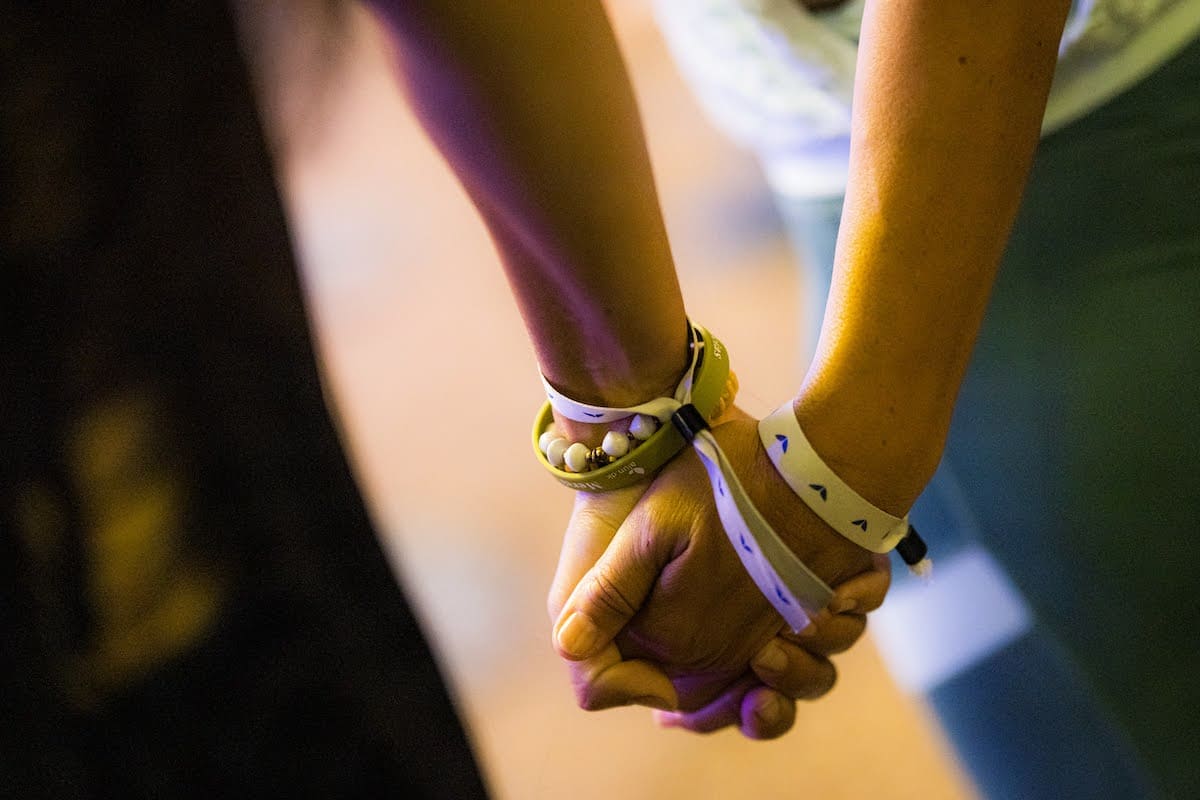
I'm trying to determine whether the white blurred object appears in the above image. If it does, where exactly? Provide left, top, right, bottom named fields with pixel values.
left=870, top=545, right=1032, bottom=695
left=654, top=0, right=1200, bottom=198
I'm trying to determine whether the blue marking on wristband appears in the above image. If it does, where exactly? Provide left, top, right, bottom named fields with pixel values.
left=809, top=483, right=827, bottom=501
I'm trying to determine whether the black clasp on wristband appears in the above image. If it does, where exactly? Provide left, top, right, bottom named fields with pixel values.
left=671, top=403, right=710, bottom=442
left=896, top=526, right=928, bottom=566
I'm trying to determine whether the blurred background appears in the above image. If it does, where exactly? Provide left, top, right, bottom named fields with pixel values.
left=268, top=4, right=976, bottom=798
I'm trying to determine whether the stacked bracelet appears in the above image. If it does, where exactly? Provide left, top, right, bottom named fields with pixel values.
left=531, top=322, right=931, bottom=626
left=531, top=322, right=734, bottom=492
left=531, top=321, right=835, bottom=631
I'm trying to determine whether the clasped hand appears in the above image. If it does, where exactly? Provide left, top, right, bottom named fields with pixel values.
left=547, top=407, right=890, bottom=739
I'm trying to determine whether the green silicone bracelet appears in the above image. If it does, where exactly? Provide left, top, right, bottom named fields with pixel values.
left=531, top=323, right=731, bottom=491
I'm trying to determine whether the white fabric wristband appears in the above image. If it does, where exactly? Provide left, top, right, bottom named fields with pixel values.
left=758, top=401, right=910, bottom=554
left=686, top=417, right=834, bottom=629
left=540, top=324, right=703, bottom=425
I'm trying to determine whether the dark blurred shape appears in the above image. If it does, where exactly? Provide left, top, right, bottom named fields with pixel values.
left=0, top=3, right=488, bottom=797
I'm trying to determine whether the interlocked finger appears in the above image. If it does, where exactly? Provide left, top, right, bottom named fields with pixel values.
left=749, top=638, right=838, bottom=699
left=566, top=643, right=678, bottom=712
left=653, top=677, right=799, bottom=740
left=776, top=552, right=890, bottom=654
left=781, top=611, right=868, bottom=656
left=739, top=686, right=797, bottom=740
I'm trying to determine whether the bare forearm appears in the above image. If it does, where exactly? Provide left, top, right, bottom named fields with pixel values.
left=369, top=1, right=687, bottom=407
left=798, top=0, right=1072, bottom=510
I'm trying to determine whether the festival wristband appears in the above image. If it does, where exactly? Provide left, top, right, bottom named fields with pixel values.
left=758, top=401, right=931, bottom=571
left=678, top=407, right=833, bottom=629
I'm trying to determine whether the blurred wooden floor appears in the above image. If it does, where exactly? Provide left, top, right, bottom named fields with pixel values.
left=268, top=5, right=977, bottom=799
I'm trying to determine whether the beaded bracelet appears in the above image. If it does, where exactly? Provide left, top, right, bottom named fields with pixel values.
left=531, top=322, right=733, bottom=492
left=538, top=411, right=668, bottom=475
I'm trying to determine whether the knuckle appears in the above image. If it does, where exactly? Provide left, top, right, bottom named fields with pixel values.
left=567, top=660, right=600, bottom=710
left=744, top=691, right=796, bottom=740
left=576, top=691, right=603, bottom=712
left=571, top=679, right=604, bottom=711
left=802, top=661, right=838, bottom=700
left=586, top=567, right=638, bottom=619
left=819, top=617, right=868, bottom=656
left=755, top=714, right=796, bottom=741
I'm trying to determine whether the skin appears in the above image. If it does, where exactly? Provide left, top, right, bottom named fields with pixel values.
left=370, top=0, right=879, bottom=735
left=549, top=0, right=1072, bottom=734
left=547, top=408, right=892, bottom=737
left=797, top=0, right=1074, bottom=510
left=367, top=1, right=688, bottom=413
left=370, top=0, right=1072, bottom=737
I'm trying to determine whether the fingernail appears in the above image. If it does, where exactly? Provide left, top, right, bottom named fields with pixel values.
left=752, top=693, right=785, bottom=726
left=557, top=612, right=601, bottom=658
left=632, top=695, right=676, bottom=712
left=752, top=641, right=788, bottom=675
left=830, top=596, right=858, bottom=614
left=653, top=710, right=683, bottom=728
left=794, top=615, right=822, bottom=638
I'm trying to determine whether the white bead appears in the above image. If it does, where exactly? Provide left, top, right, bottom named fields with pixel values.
left=546, top=437, right=569, bottom=468
left=564, top=442, right=590, bottom=473
left=601, top=430, right=630, bottom=458
left=629, top=414, right=658, bottom=441
left=538, top=429, right=558, bottom=453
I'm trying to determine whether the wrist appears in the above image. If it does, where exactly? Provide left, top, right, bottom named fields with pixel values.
left=546, top=366, right=682, bottom=449
left=792, top=368, right=949, bottom=516
left=537, top=314, right=690, bottom=410
left=543, top=321, right=692, bottom=448
left=534, top=321, right=738, bottom=492
left=716, top=414, right=875, bottom=587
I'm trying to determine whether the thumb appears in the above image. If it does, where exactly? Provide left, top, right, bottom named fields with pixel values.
left=547, top=487, right=643, bottom=623
left=553, top=502, right=668, bottom=661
